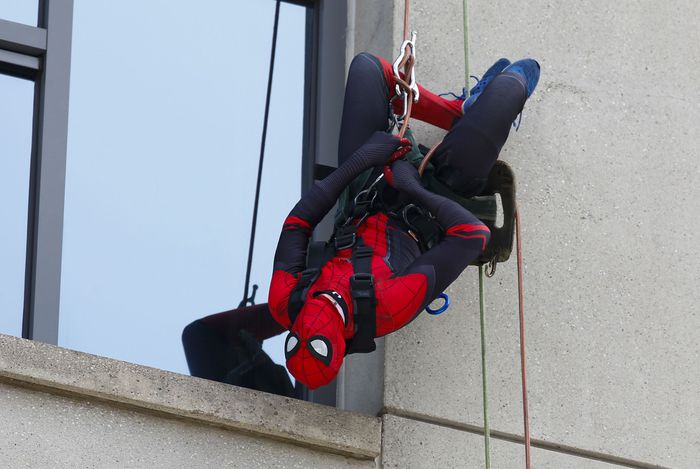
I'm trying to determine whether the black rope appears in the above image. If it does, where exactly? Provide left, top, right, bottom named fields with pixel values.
left=240, top=0, right=281, bottom=308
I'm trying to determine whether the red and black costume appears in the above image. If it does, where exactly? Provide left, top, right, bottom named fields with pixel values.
left=182, top=52, right=528, bottom=393
left=269, top=53, right=528, bottom=389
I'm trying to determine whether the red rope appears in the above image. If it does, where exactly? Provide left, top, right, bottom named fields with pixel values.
left=403, top=0, right=410, bottom=40
left=515, top=207, right=532, bottom=469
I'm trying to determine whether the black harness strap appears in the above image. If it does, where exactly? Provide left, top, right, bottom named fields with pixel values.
left=288, top=240, right=335, bottom=324
left=287, top=185, right=379, bottom=352
left=346, top=240, right=377, bottom=354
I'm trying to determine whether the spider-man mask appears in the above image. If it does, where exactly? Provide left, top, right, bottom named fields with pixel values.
left=285, top=295, right=346, bottom=389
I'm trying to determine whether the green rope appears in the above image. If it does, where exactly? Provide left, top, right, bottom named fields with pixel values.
left=463, top=0, right=470, bottom=96
left=465, top=1, right=489, bottom=466
left=478, top=265, right=491, bottom=469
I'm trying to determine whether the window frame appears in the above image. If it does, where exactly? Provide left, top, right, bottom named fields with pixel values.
left=0, top=1, right=74, bottom=343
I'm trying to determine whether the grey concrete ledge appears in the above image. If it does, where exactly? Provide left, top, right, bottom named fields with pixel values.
left=0, top=334, right=381, bottom=460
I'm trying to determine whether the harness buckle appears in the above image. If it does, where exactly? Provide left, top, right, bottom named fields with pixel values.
left=350, top=272, right=374, bottom=298
left=334, top=231, right=357, bottom=250
left=401, top=203, right=424, bottom=227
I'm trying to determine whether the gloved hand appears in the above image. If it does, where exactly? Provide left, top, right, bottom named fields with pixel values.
left=350, top=131, right=411, bottom=170
left=387, top=159, right=423, bottom=194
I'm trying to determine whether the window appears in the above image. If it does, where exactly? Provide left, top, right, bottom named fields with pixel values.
left=59, top=1, right=312, bottom=374
left=0, top=74, right=33, bottom=337
left=0, top=4, right=38, bottom=27
left=0, top=0, right=340, bottom=404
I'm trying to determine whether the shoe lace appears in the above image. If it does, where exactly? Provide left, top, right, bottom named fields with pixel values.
left=440, top=76, right=525, bottom=131
left=438, top=88, right=467, bottom=100
left=438, top=76, right=480, bottom=100
left=513, top=112, right=523, bottom=131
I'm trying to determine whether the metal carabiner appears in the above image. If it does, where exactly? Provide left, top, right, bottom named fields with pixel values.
left=352, top=173, right=384, bottom=208
left=353, top=187, right=379, bottom=208
left=485, top=257, right=498, bottom=278
left=401, top=203, right=422, bottom=227
left=238, top=284, right=258, bottom=308
left=346, top=184, right=380, bottom=227
left=392, top=31, right=420, bottom=102
left=406, top=35, right=420, bottom=102
left=395, top=90, right=410, bottom=122
left=387, top=99, right=400, bottom=132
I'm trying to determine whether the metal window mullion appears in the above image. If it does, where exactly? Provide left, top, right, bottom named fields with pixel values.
left=0, top=49, right=40, bottom=79
left=0, top=18, right=46, bottom=79
left=24, top=0, right=74, bottom=343
left=0, top=18, right=47, bottom=55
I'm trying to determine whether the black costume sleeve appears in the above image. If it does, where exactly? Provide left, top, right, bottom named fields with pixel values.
left=272, top=131, right=403, bottom=274
left=390, top=160, right=491, bottom=304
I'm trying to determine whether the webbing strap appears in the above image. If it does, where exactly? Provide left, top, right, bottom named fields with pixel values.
left=346, top=241, right=377, bottom=354
left=478, top=265, right=491, bottom=469
left=288, top=241, right=335, bottom=324
left=288, top=268, right=319, bottom=324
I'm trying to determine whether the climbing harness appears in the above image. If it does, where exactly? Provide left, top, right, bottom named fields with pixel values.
left=287, top=169, right=385, bottom=354
left=286, top=230, right=379, bottom=355
left=239, top=0, right=281, bottom=308
left=290, top=10, right=426, bottom=336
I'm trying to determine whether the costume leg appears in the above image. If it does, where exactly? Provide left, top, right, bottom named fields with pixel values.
left=338, top=53, right=394, bottom=164
left=368, top=54, right=528, bottom=197
left=181, top=303, right=285, bottom=382
left=343, top=52, right=523, bottom=156
left=182, top=319, right=235, bottom=381
left=199, top=303, right=285, bottom=344
left=340, top=53, right=526, bottom=200
left=339, top=52, right=465, bottom=162
left=431, top=73, right=528, bottom=197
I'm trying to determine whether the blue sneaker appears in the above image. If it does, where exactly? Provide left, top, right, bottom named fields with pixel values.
left=461, top=57, right=511, bottom=113
left=501, top=59, right=540, bottom=97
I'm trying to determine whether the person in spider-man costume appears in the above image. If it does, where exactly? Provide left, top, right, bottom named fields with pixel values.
left=181, top=53, right=538, bottom=394
left=268, top=53, right=540, bottom=389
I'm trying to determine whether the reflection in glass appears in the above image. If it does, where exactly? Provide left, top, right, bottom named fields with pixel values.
left=0, top=74, right=33, bottom=337
left=61, top=1, right=307, bottom=374
left=0, top=3, right=38, bottom=26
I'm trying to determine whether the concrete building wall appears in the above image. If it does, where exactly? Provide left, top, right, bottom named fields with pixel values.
left=343, top=1, right=700, bottom=468
left=0, top=334, right=380, bottom=469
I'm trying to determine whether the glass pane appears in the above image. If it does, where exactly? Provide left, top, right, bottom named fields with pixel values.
left=0, top=74, right=33, bottom=337
left=61, top=1, right=307, bottom=375
left=0, top=2, right=39, bottom=26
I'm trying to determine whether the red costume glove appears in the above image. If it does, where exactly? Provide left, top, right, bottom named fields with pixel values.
left=383, top=137, right=412, bottom=187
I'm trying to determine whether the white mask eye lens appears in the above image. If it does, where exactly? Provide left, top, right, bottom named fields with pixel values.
left=286, top=335, right=299, bottom=353
left=307, top=336, right=332, bottom=366
left=310, top=339, right=328, bottom=357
